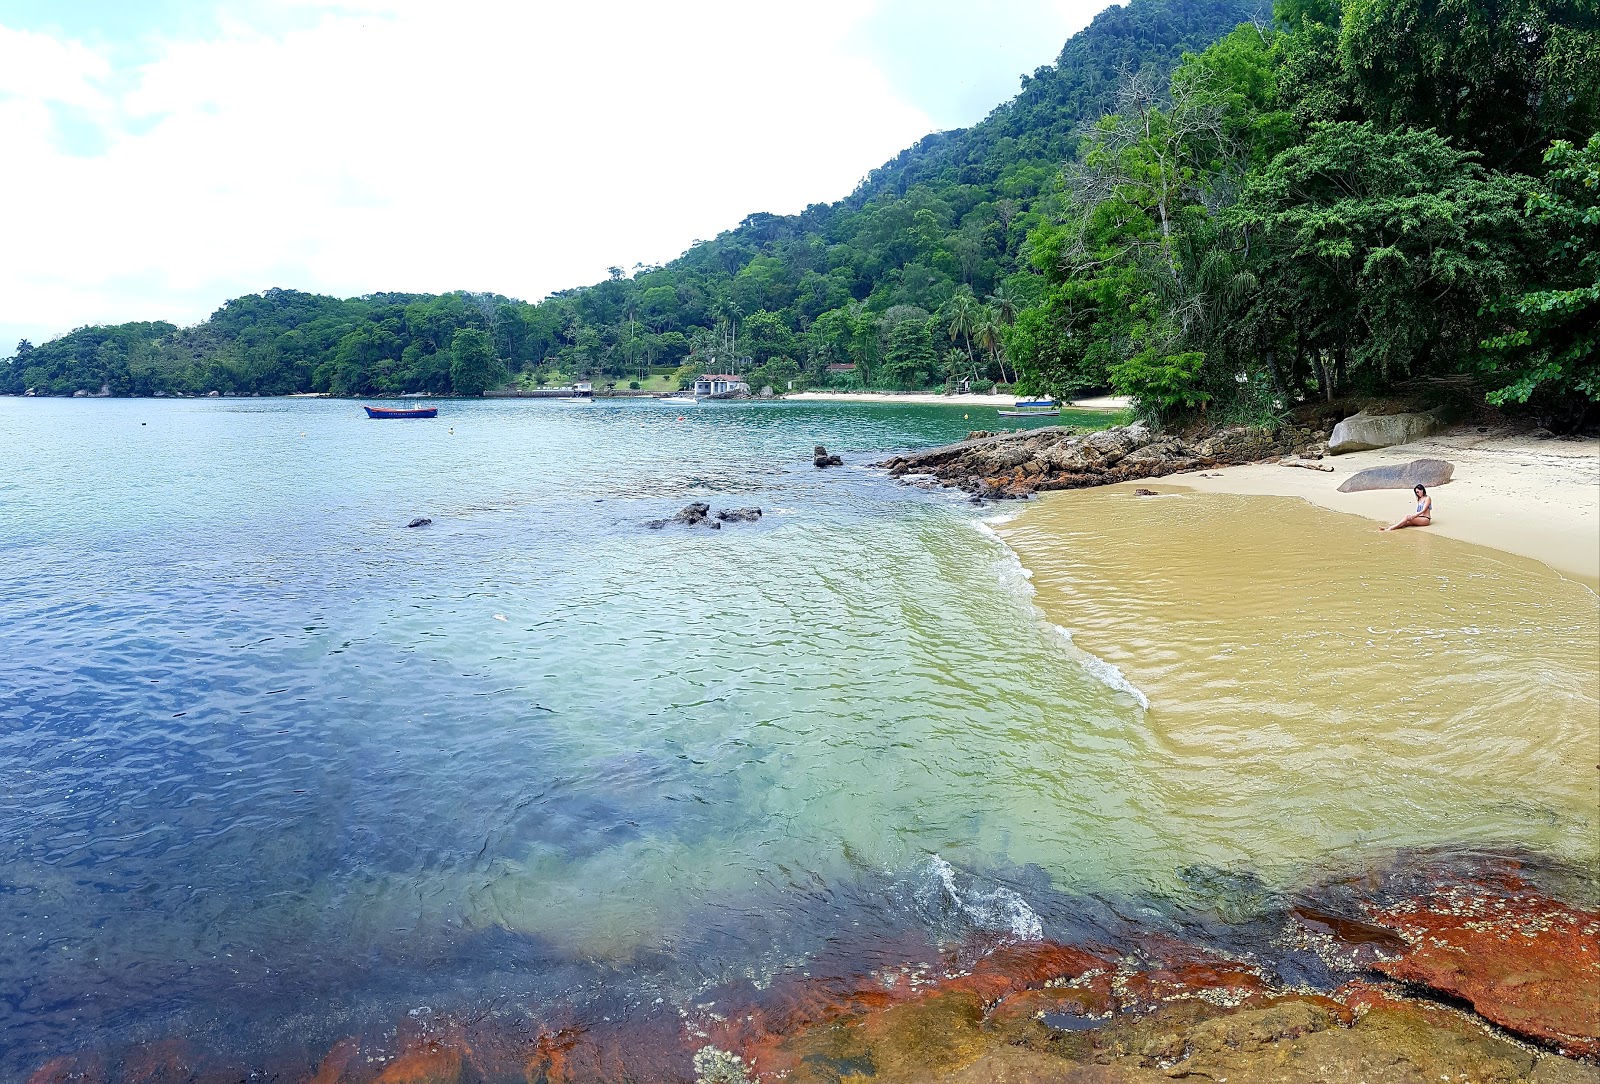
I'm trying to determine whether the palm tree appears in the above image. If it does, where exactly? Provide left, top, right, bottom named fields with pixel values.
left=986, top=285, right=1019, bottom=327
left=975, top=307, right=1010, bottom=384
left=944, top=292, right=981, bottom=377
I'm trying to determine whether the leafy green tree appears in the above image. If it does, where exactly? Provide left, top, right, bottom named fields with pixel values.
left=1477, top=136, right=1600, bottom=429
left=878, top=307, right=939, bottom=390
left=942, top=291, right=982, bottom=377
left=1339, top=0, right=1600, bottom=169
left=449, top=328, right=500, bottom=396
left=739, top=310, right=797, bottom=366
left=1230, top=122, right=1530, bottom=396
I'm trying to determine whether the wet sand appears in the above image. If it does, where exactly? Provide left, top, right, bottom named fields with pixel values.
left=1171, top=428, right=1600, bottom=588
left=998, top=485, right=1600, bottom=879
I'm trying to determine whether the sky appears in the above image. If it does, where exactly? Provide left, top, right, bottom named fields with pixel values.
left=0, top=0, right=1113, bottom=349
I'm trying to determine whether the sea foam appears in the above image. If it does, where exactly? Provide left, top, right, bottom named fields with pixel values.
left=916, top=855, right=1044, bottom=942
left=969, top=517, right=1150, bottom=710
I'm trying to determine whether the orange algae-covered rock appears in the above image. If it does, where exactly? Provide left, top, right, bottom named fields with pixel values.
left=307, top=1036, right=362, bottom=1084
left=1363, top=877, right=1600, bottom=1055
left=945, top=943, right=1109, bottom=1005
left=25, top=1053, right=108, bottom=1084
left=371, top=1042, right=463, bottom=1084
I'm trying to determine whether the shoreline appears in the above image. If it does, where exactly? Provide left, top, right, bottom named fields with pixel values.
left=1165, top=427, right=1600, bottom=589
left=783, top=390, right=1132, bottom=410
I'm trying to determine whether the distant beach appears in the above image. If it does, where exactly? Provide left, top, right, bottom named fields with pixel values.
left=782, top=390, right=1133, bottom=410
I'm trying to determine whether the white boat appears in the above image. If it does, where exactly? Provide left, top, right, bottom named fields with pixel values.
left=660, top=395, right=698, bottom=405
left=559, top=382, right=595, bottom=404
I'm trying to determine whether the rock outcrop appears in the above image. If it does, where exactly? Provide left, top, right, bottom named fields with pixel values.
left=814, top=445, right=843, bottom=468
left=1328, top=409, right=1447, bottom=454
left=1336, top=458, right=1455, bottom=493
left=646, top=502, right=721, bottom=529
left=646, top=504, right=764, bottom=529
left=1361, top=875, right=1600, bottom=1057
left=877, top=423, right=1301, bottom=499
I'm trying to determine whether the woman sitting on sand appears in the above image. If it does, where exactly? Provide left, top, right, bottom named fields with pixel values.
left=1383, top=484, right=1433, bottom=531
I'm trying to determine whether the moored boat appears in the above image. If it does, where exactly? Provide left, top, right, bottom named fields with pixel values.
left=363, top=405, right=438, bottom=419
left=559, top=382, right=595, bottom=404
left=998, top=397, right=1061, bottom=418
left=660, top=395, right=698, bottom=405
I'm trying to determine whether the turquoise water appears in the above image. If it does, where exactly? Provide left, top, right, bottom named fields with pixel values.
left=3, top=396, right=1589, bottom=1079
left=0, top=397, right=1145, bottom=1074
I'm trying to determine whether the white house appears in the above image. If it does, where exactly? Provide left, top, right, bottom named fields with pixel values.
left=692, top=373, right=749, bottom=397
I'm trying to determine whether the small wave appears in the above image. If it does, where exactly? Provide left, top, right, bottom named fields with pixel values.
left=915, top=855, right=1044, bottom=942
left=969, top=521, right=1145, bottom=708
left=1051, top=626, right=1150, bottom=710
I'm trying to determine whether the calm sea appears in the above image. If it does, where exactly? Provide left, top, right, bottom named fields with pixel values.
left=1, top=396, right=1592, bottom=1079
left=0, top=397, right=1134, bottom=1075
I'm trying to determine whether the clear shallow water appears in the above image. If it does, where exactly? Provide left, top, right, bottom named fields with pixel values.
left=0, top=398, right=1592, bottom=1077
left=0, top=397, right=1135, bottom=1073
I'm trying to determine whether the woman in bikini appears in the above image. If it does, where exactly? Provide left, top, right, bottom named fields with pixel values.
left=1382, top=484, right=1432, bottom=531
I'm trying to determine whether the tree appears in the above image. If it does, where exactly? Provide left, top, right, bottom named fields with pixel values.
left=322, top=324, right=400, bottom=396
left=1477, top=135, right=1600, bottom=430
left=1230, top=122, right=1530, bottom=397
left=449, top=328, right=500, bottom=396
left=878, top=307, right=939, bottom=390
left=1340, top=0, right=1600, bottom=170
left=943, top=291, right=982, bottom=378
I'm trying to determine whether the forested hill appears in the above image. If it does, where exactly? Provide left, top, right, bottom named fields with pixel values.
left=2, top=0, right=1268, bottom=400
left=8, top=0, right=1597, bottom=430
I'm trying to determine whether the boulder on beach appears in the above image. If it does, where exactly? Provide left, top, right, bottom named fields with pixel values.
left=1328, top=410, right=1446, bottom=454
left=1336, top=458, right=1455, bottom=493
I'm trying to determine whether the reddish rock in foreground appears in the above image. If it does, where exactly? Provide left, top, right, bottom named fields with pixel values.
left=1362, top=874, right=1600, bottom=1056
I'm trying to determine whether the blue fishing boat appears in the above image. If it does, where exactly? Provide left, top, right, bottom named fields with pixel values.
left=998, top=398, right=1060, bottom=418
left=363, top=405, right=438, bottom=419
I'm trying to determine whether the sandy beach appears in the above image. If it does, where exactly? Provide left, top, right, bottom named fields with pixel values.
left=1167, top=427, right=1600, bottom=588
left=782, top=390, right=1133, bottom=410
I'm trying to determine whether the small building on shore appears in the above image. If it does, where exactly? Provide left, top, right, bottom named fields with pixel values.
left=692, top=373, right=749, bottom=397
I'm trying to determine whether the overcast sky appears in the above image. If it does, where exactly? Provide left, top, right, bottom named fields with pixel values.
left=1, top=0, right=1113, bottom=349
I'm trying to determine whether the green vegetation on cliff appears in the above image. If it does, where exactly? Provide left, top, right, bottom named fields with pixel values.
left=0, top=0, right=1265, bottom=400
left=1009, top=0, right=1599, bottom=429
left=4, top=0, right=1596, bottom=428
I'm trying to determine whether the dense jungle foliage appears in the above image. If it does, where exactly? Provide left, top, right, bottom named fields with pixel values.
left=4, top=0, right=1596, bottom=429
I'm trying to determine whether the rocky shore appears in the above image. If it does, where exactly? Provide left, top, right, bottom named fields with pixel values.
left=877, top=421, right=1327, bottom=500
left=24, top=856, right=1597, bottom=1084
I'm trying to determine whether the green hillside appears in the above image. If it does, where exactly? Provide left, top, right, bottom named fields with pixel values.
left=1, top=0, right=1266, bottom=399
left=5, top=0, right=1596, bottom=429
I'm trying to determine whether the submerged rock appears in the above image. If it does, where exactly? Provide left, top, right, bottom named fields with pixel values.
left=405, top=517, right=433, bottom=528
left=814, top=444, right=844, bottom=468
left=1336, top=458, right=1455, bottom=493
left=715, top=507, right=763, bottom=523
left=646, top=502, right=721, bottom=529
left=1328, top=409, right=1447, bottom=454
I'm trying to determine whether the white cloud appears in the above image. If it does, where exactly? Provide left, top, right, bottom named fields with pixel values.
left=2, top=1, right=1090, bottom=347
